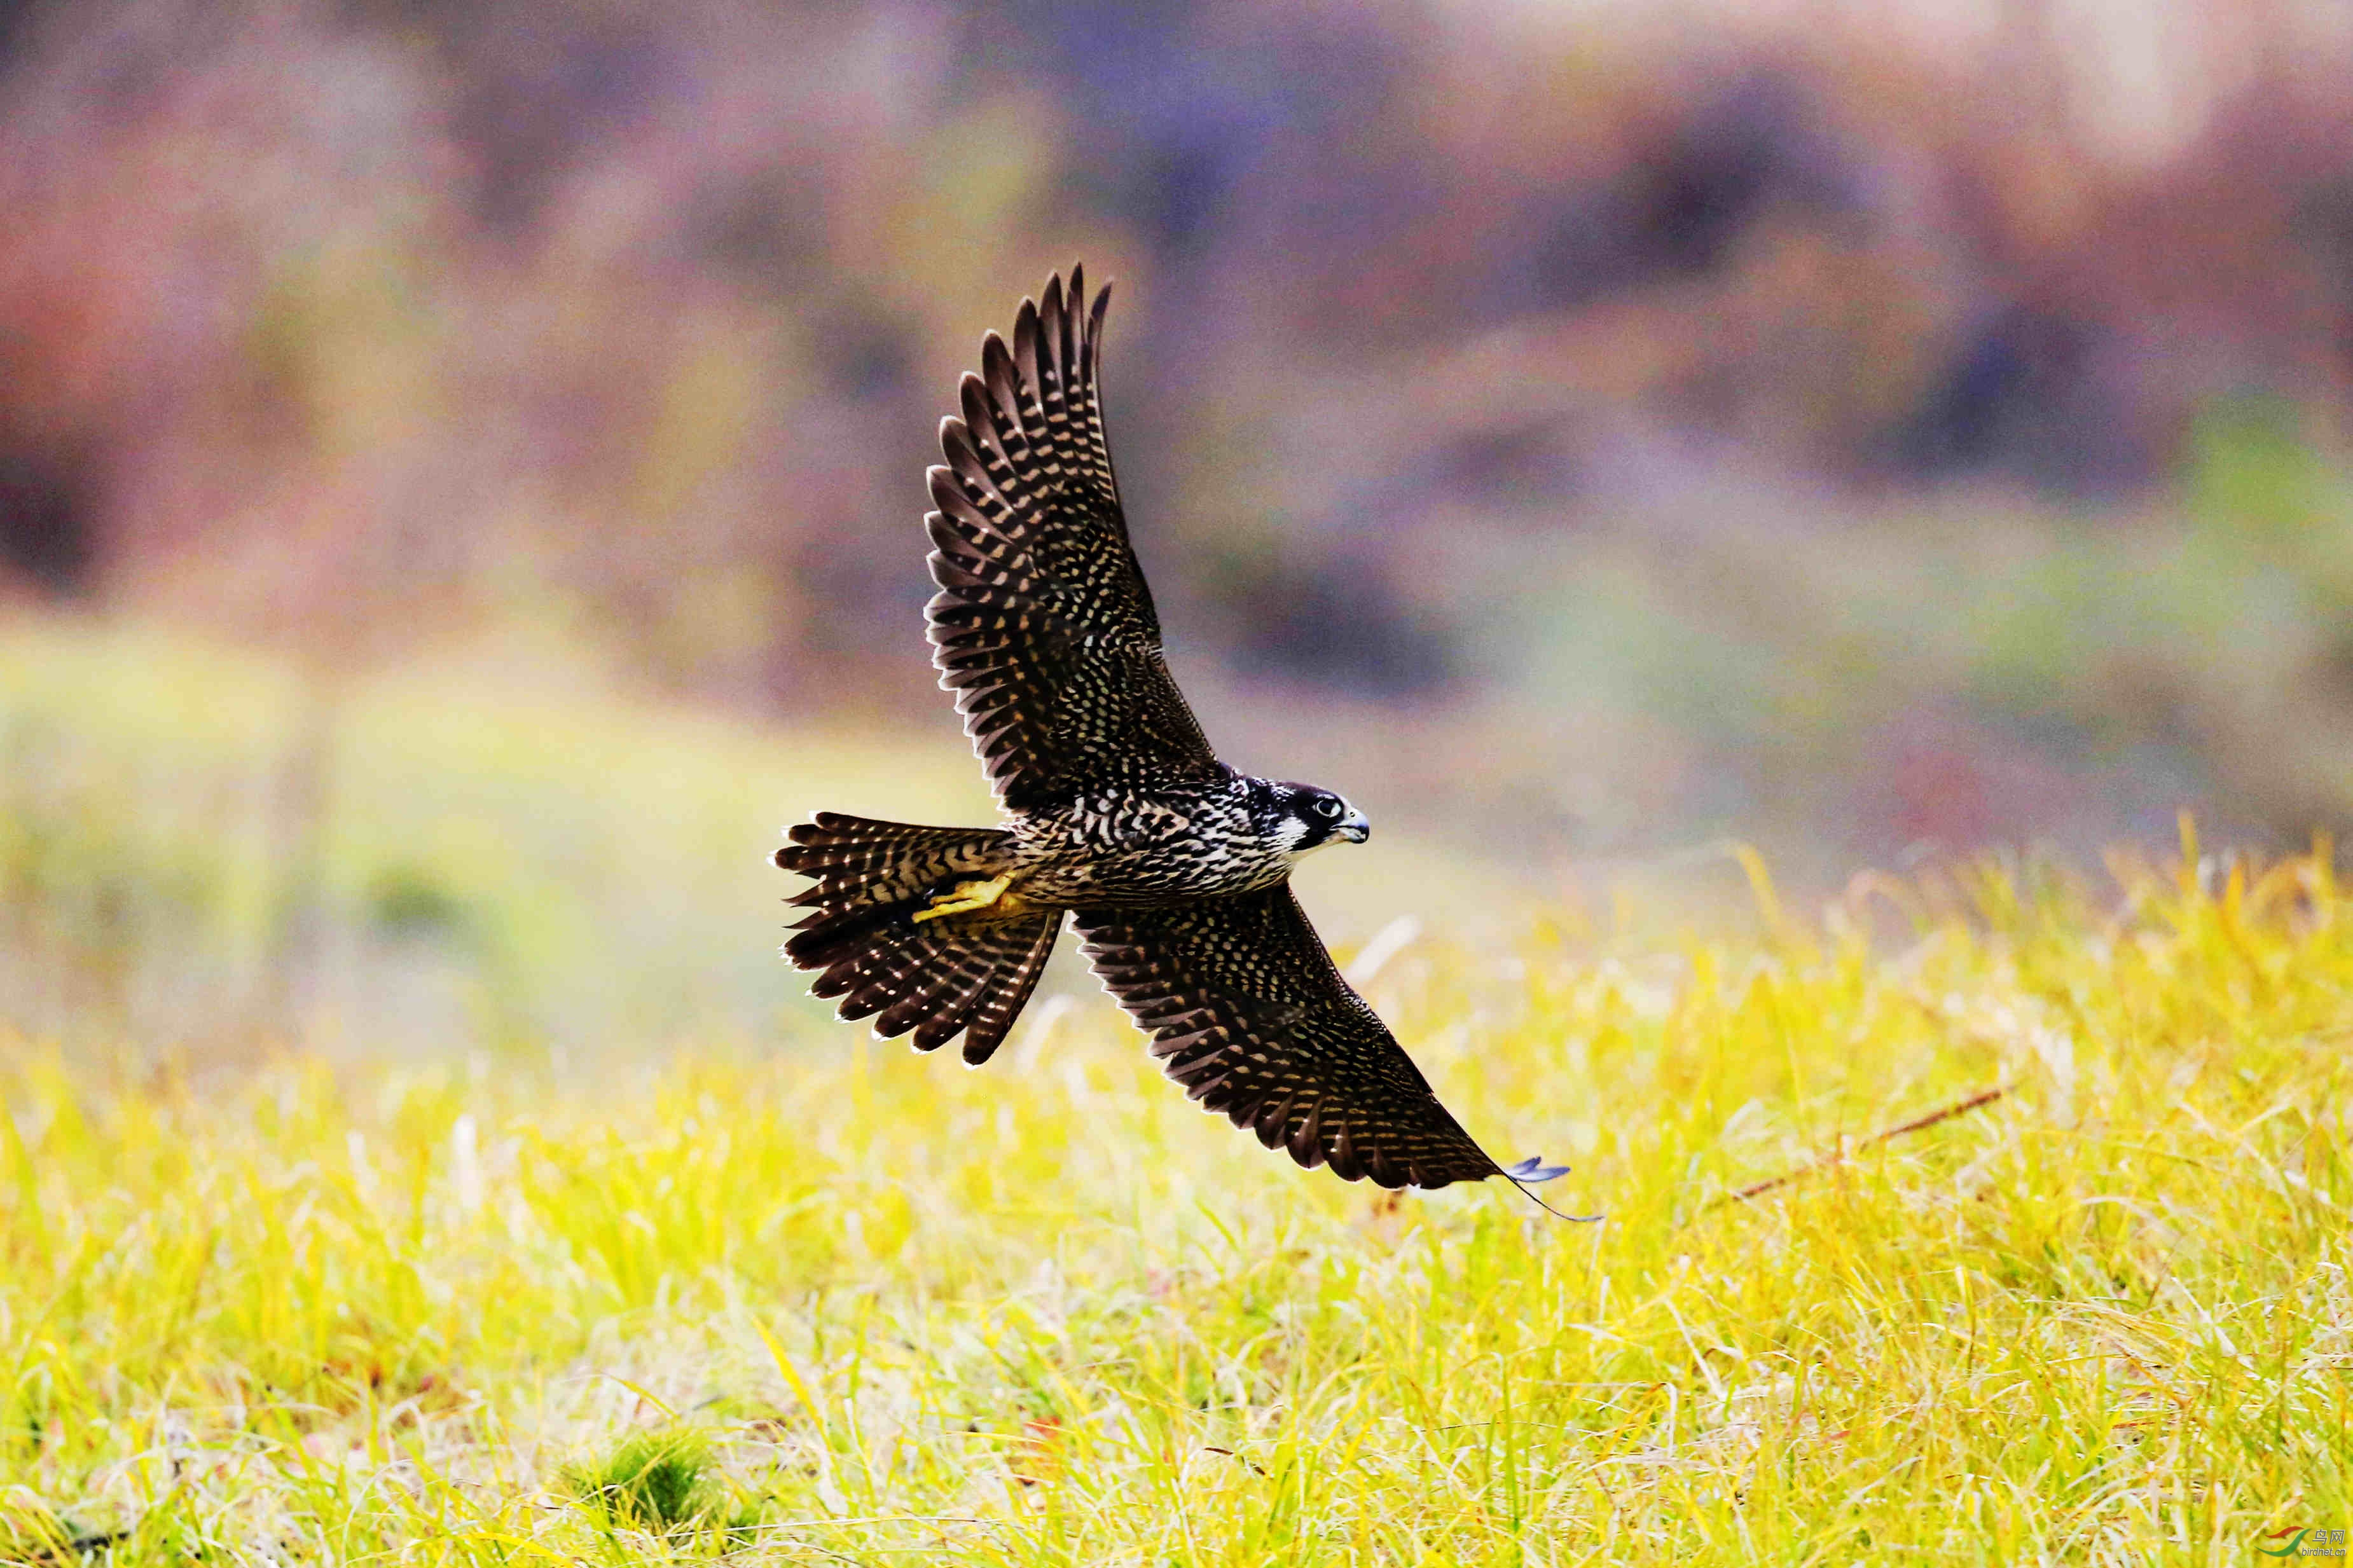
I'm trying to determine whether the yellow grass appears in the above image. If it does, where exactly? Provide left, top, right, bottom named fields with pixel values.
left=0, top=626, right=2348, bottom=1563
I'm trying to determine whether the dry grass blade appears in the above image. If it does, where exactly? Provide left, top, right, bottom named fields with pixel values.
left=1711, top=1083, right=2015, bottom=1209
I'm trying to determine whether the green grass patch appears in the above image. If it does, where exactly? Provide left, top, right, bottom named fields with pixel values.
left=562, top=1424, right=761, bottom=1548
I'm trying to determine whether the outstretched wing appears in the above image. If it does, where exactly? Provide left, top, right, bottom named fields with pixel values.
left=925, top=268, right=1220, bottom=813
left=1074, top=884, right=1533, bottom=1190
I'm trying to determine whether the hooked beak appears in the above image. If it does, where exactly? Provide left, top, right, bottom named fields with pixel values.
left=1338, top=808, right=1370, bottom=844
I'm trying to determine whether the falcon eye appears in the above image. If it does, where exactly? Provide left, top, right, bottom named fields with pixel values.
left=1313, top=797, right=1344, bottom=820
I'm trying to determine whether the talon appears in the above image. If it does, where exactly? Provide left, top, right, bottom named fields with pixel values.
left=911, top=873, right=1015, bottom=923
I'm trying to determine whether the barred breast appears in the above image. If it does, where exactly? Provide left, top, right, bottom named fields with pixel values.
left=1011, top=778, right=1287, bottom=905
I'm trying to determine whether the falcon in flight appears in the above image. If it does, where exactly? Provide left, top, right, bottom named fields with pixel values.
left=776, top=268, right=1575, bottom=1198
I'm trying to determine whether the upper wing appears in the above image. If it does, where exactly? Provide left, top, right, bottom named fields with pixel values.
left=1073, top=884, right=1523, bottom=1190
left=925, top=268, right=1220, bottom=813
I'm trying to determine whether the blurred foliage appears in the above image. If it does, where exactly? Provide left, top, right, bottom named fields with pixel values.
left=1455, top=411, right=2353, bottom=867
left=0, top=621, right=875, bottom=1050
left=0, top=619, right=1526, bottom=1050
left=5, top=0, right=2353, bottom=862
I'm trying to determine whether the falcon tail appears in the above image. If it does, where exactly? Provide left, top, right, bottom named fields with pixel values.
left=775, top=813, right=1058, bottom=1064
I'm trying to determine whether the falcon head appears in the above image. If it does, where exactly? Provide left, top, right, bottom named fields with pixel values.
left=1260, top=781, right=1370, bottom=856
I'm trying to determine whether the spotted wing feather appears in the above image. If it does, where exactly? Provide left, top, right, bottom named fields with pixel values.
left=926, top=267, right=1219, bottom=812
left=799, top=905, right=1058, bottom=1063
left=1073, top=886, right=1512, bottom=1190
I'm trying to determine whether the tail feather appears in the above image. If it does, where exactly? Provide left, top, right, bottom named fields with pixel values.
left=778, top=813, right=1007, bottom=907
left=775, top=812, right=1058, bottom=1063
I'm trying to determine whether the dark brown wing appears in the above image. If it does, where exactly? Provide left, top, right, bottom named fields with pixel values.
left=925, top=267, right=1220, bottom=813
left=1073, top=884, right=1515, bottom=1190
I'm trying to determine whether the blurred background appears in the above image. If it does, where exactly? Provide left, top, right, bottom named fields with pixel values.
left=5, top=0, right=2353, bottom=1052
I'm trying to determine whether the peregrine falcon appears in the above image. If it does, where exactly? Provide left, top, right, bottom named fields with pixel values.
left=776, top=268, right=1577, bottom=1198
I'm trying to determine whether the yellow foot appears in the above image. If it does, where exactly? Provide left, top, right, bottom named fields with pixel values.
left=911, top=873, right=1015, bottom=923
